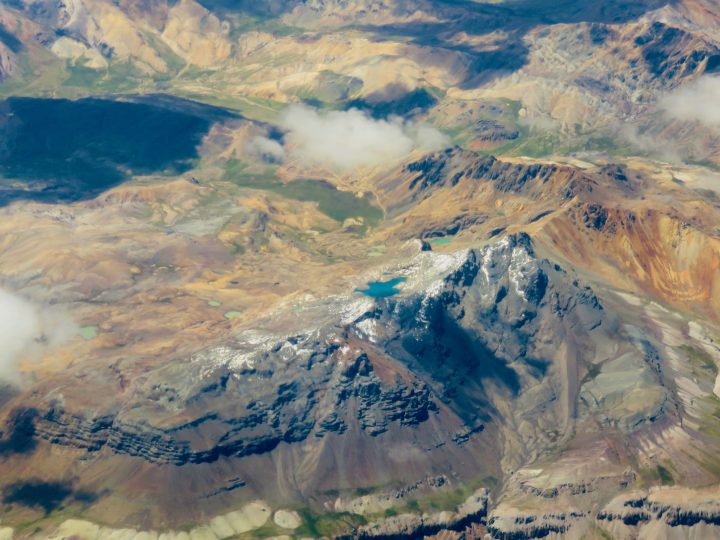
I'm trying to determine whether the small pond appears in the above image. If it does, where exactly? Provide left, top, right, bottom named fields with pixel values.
left=355, top=276, right=408, bottom=298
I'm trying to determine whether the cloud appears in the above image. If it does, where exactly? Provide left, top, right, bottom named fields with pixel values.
left=0, top=288, right=75, bottom=382
left=660, top=76, right=720, bottom=127
left=609, top=76, right=720, bottom=163
left=246, top=135, right=286, bottom=164
left=517, top=113, right=559, bottom=132
left=617, top=122, right=682, bottom=163
left=278, top=104, right=450, bottom=171
left=410, top=123, right=451, bottom=150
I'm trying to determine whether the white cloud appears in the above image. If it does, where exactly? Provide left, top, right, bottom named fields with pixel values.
left=0, top=288, right=75, bottom=382
left=411, top=123, right=452, bottom=150
left=660, top=76, right=720, bottom=127
left=278, top=104, right=450, bottom=171
left=246, top=135, right=286, bottom=164
left=618, top=122, right=681, bottom=163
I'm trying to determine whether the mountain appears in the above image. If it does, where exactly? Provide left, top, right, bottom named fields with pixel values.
left=0, top=0, right=720, bottom=539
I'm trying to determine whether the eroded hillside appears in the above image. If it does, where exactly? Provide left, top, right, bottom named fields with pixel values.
left=0, top=1, right=720, bottom=539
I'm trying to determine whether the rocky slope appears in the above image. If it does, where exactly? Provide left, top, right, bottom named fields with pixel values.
left=2, top=225, right=717, bottom=536
left=11, top=233, right=606, bottom=474
left=1, top=0, right=720, bottom=538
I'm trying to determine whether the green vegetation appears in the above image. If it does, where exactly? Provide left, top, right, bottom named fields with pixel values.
left=62, top=64, right=103, bottom=89
left=0, top=50, right=67, bottom=99
left=507, top=131, right=561, bottom=158
left=680, top=344, right=719, bottom=377
left=430, top=97, right=522, bottom=148
left=698, top=395, right=720, bottom=439
left=368, top=244, right=386, bottom=257
left=433, top=97, right=635, bottom=159
left=61, top=59, right=159, bottom=94
left=233, top=521, right=285, bottom=539
left=695, top=446, right=720, bottom=479
left=503, top=128, right=635, bottom=159
left=293, top=71, right=364, bottom=106
left=295, top=509, right=367, bottom=538
left=656, top=465, right=674, bottom=485
left=78, top=326, right=98, bottom=340
left=352, top=486, right=375, bottom=497
left=372, top=478, right=493, bottom=518
left=408, top=484, right=475, bottom=513
left=143, top=31, right=187, bottom=76
left=685, top=158, right=720, bottom=172
left=225, top=160, right=384, bottom=231
left=638, top=463, right=675, bottom=486
left=273, top=181, right=382, bottom=226
left=173, top=92, right=284, bottom=122
left=213, top=7, right=303, bottom=39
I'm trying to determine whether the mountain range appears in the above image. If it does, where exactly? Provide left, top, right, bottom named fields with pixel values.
left=1, top=0, right=720, bottom=539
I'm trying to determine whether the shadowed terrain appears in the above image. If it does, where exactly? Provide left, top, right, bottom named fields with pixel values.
left=0, top=95, right=233, bottom=205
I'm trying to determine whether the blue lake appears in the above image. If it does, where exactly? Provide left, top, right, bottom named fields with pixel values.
left=355, top=277, right=408, bottom=298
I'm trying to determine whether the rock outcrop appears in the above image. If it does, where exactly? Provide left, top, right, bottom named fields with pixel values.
left=337, top=488, right=489, bottom=540
left=596, top=487, right=720, bottom=538
left=10, top=233, right=610, bottom=477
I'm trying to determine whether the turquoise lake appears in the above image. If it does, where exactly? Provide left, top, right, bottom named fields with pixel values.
left=356, top=277, right=408, bottom=298
left=430, top=237, right=452, bottom=245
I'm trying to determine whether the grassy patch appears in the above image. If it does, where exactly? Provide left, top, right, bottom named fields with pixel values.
left=293, top=71, right=364, bottom=105
left=172, top=91, right=284, bottom=122
left=696, top=449, right=720, bottom=480
left=656, top=465, right=674, bottom=485
left=380, top=478, right=492, bottom=517
left=232, top=520, right=284, bottom=539
left=686, top=158, right=720, bottom=172
left=637, top=463, right=676, bottom=486
left=295, top=509, right=367, bottom=538
left=680, top=344, right=718, bottom=377
left=78, top=326, right=98, bottom=340
left=62, top=64, right=103, bottom=88
left=508, top=130, right=564, bottom=158
left=697, top=395, right=720, bottom=439
left=61, top=60, right=142, bottom=93
left=410, top=484, right=475, bottom=513
left=225, top=160, right=383, bottom=230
